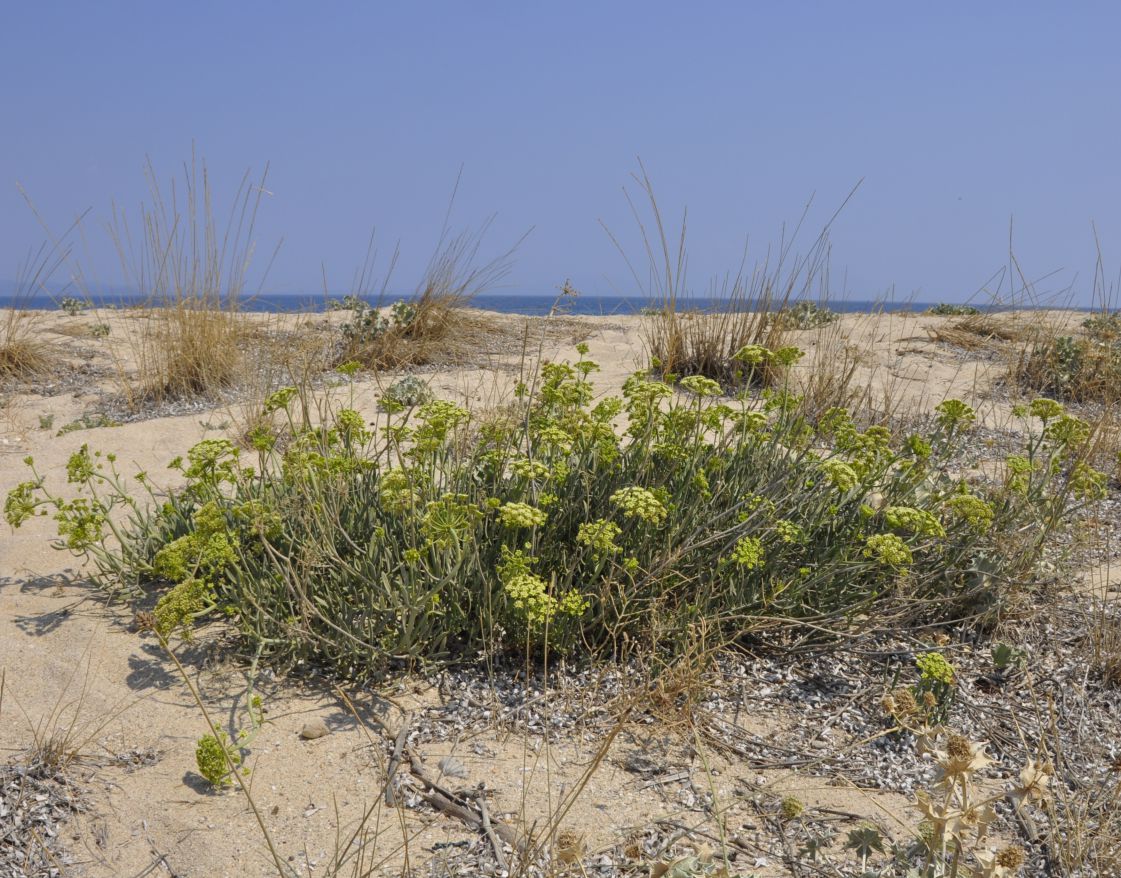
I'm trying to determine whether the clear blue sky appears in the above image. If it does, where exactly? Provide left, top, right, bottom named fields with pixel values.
left=2, top=2, right=1119, bottom=304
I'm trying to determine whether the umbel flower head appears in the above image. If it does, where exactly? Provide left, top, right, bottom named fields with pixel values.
left=679, top=375, right=724, bottom=397
left=729, top=535, right=764, bottom=570
left=863, top=533, right=912, bottom=569
left=916, top=651, right=956, bottom=686
left=497, top=501, right=548, bottom=529
left=610, top=486, right=668, bottom=525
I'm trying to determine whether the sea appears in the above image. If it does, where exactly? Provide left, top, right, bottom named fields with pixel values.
left=0, top=290, right=991, bottom=316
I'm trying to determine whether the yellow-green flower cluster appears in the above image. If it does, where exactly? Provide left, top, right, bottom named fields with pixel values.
left=1004, top=455, right=1037, bottom=494
left=774, top=520, right=804, bottom=544
left=498, top=501, right=548, bottom=529
left=732, top=344, right=769, bottom=365
left=884, top=506, right=946, bottom=538
left=511, top=458, right=551, bottom=482
left=152, top=501, right=238, bottom=583
left=421, top=493, right=482, bottom=549
left=557, top=590, right=590, bottom=617
left=379, top=470, right=419, bottom=514
left=731, top=344, right=804, bottom=368
left=821, top=459, right=859, bottom=492
left=863, top=533, right=913, bottom=569
left=730, top=535, right=764, bottom=570
left=264, top=385, right=298, bottom=413
left=66, top=444, right=96, bottom=483
left=412, top=400, right=469, bottom=455
left=181, top=438, right=240, bottom=485
left=503, top=572, right=555, bottom=624
left=501, top=565, right=589, bottom=626
left=916, top=651, right=955, bottom=686
left=1026, top=397, right=1064, bottom=421
left=154, top=577, right=214, bottom=638
left=771, top=346, right=805, bottom=367
left=934, top=399, right=976, bottom=431
left=4, top=479, right=41, bottom=528
left=533, top=425, right=572, bottom=452
left=195, top=730, right=239, bottom=787
left=1069, top=462, right=1107, bottom=500
left=234, top=499, right=283, bottom=541
left=334, top=408, right=371, bottom=443
left=1044, top=413, right=1091, bottom=451
left=942, top=494, right=994, bottom=532
left=610, top=486, right=668, bottom=525
left=53, top=498, right=107, bottom=551
left=679, top=375, right=724, bottom=397
left=734, top=410, right=769, bottom=433
left=576, top=519, right=622, bottom=558
left=904, top=434, right=933, bottom=460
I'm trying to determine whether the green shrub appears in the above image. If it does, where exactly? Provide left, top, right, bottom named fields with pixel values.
left=775, top=300, right=839, bottom=330
left=380, top=375, right=435, bottom=410
left=7, top=348, right=1101, bottom=679
left=1016, top=334, right=1121, bottom=404
left=927, top=303, right=981, bottom=316
left=1083, top=310, right=1121, bottom=342
left=58, top=296, right=89, bottom=316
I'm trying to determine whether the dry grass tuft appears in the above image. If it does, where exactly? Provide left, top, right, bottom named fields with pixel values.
left=609, top=164, right=847, bottom=389
left=105, top=153, right=275, bottom=409
left=1089, top=614, right=1121, bottom=687
left=0, top=308, right=51, bottom=381
left=131, top=305, right=248, bottom=402
left=926, top=311, right=1044, bottom=352
left=1, top=244, right=69, bottom=382
left=339, top=223, right=519, bottom=371
left=1013, top=330, right=1121, bottom=405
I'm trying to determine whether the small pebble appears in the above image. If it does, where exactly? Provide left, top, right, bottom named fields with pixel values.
left=299, top=718, right=330, bottom=740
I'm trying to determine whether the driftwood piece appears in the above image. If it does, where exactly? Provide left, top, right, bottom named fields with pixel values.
left=406, top=753, right=524, bottom=852
left=382, top=723, right=411, bottom=807
left=475, top=791, right=509, bottom=871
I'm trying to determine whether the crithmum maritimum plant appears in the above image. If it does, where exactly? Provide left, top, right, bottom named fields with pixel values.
left=6, top=345, right=1107, bottom=677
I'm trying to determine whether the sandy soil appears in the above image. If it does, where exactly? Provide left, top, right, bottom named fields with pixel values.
left=0, top=306, right=1114, bottom=877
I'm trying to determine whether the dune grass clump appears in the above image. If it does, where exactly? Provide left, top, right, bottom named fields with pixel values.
left=611, top=168, right=841, bottom=391
left=1, top=246, right=71, bottom=383
left=8, top=342, right=1105, bottom=679
left=1014, top=332, right=1121, bottom=405
left=337, top=221, right=518, bottom=371
left=0, top=307, right=50, bottom=381
left=927, top=303, right=981, bottom=316
left=775, top=300, right=839, bottom=330
left=105, top=155, right=275, bottom=408
left=927, top=311, right=1040, bottom=352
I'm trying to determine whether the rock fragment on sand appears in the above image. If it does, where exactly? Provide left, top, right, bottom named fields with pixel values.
left=299, top=718, right=330, bottom=740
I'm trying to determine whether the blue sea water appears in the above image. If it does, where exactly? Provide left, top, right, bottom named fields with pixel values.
left=1, top=289, right=962, bottom=316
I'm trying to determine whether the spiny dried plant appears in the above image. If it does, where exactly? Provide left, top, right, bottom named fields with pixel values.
left=909, top=729, right=1038, bottom=878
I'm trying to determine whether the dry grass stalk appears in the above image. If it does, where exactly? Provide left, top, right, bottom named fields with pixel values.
left=105, top=153, right=277, bottom=408
left=607, top=164, right=853, bottom=389
left=926, top=311, right=1045, bottom=352
left=0, top=243, right=71, bottom=382
left=339, top=221, right=520, bottom=371
left=0, top=307, right=50, bottom=381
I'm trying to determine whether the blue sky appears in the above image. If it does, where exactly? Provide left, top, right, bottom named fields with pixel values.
left=2, top=2, right=1119, bottom=304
